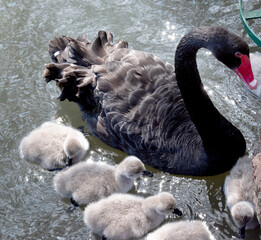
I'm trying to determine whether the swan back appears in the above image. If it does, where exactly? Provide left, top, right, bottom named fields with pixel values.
left=53, top=156, right=152, bottom=205
left=83, top=192, right=181, bottom=239
left=252, top=153, right=261, bottom=226
left=43, top=27, right=253, bottom=175
left=53, top=160, right=117, bottom=205
left=146, top=220, right=216, bottom=240
left=224, top=156, right=253, bottom=208
left=19, top=121, right=89, bottom=170
left=224, top=156, right=259, bottom=237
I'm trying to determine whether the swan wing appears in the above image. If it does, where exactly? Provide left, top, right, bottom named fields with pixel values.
left=43, top=31, right=204, bottom=174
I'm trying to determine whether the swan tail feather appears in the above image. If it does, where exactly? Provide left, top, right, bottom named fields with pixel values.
left=43, top=31, right=128, bottom=109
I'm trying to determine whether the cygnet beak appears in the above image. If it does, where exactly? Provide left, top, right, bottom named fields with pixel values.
left=143, top=170, right=153, bottom=177
left=238, top=227, right=245, bottom=239
left=66, top=157, right=73, bottom=167
left=173, top=208, right=182, bottom=216
left=66, top=197, right=80, bottom=213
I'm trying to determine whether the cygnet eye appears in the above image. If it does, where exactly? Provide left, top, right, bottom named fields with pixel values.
left=131, top=169, right=142, bottom=175
left=128, top=171, right=141, bottom=177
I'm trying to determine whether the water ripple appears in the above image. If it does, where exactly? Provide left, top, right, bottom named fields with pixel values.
left=1, top=0, right=261, bottom=239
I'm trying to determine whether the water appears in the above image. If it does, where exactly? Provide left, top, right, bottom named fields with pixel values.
left=1, top=0, right=261, bottom=239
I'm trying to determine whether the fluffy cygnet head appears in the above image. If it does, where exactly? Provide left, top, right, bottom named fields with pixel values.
left=116, top=156, right=153, bottom=179
left=156, top=192, right=182, bottom=216
left=231, top=201, right=255, bottom=239
left=64, top=136, right=83, bottom=158
left=145, top=192, right=182, bottom=217
left=63, top=134, right=89, bottom=166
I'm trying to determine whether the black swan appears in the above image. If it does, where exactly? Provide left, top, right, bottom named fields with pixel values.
left=43, top=26, right=255, bottom=176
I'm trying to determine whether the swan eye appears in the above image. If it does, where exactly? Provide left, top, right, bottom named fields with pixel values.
left=235, top=52, right=242, bottom=58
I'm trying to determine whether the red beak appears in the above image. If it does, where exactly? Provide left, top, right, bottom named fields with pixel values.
left=234, top=54, right=257, bottom=90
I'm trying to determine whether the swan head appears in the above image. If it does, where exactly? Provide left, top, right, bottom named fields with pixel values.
left=117, top=156, right=153, bottom=179
left=154, top=192, right=182, bottom=216
left=231, top=201, right=255, bottom=239
left=204, top=26, right=256, bottom=90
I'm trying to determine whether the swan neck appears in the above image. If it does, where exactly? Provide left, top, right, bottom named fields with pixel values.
left=142, top=197, right=165, bottom=226
left=142, top=198, right=158, bottom=217
left=175, top=30, right=221, bottom=134
left=174, top=28, right=246, bottom=159
left=115, top=168, right=134, bottom=192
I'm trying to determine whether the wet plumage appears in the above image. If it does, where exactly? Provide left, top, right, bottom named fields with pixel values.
left=43, top=27, right=251, bottom=175
left=19, top=121, right=89, bottom=170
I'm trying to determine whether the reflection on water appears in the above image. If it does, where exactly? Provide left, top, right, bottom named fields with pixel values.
left=1, top=0, right=261, bottom=239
